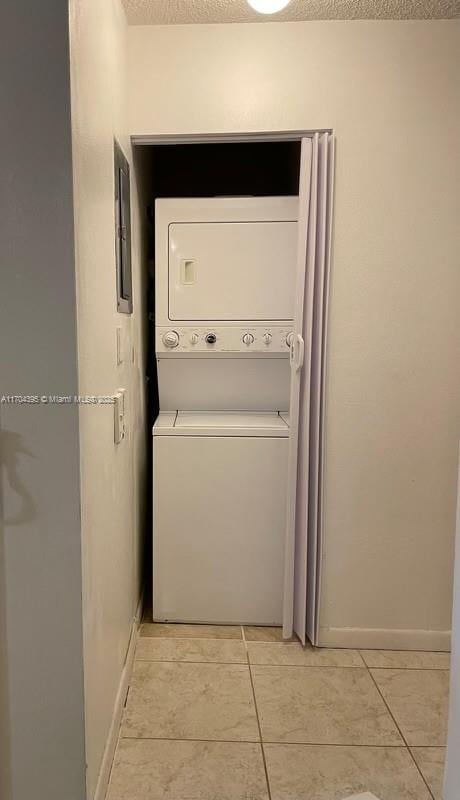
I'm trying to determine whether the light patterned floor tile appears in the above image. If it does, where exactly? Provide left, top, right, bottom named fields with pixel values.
left=140, top=623, right=242, bottom=639
left=252, top=666, right=402, bottom=745
left=136, top=637, right=247, bottom=663
left=107, top=738, right=269, bottom=800
left=264, top=744, right=431, bottom=800
left=361, top=650, right=450, bottom=670
left=342, top=795, right=382, bottom=800
left=371, top=669, right=449, bottom=746
left=410, top=747, right=445, bottom=800
left=244, top=626, right=288, bottom=641
left=248, top=641, right=364, bottom=667
left=122, top=661, right=259, bottom=741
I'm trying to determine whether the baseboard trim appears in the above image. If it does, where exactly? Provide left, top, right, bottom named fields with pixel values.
left=92, top=595, right=143, bottom=800
left=318, top=626, right=451, bottom=652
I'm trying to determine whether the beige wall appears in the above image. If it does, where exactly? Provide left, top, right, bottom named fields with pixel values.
left=128, top=20, right=460, bottom=647
left=69, top=1, right=147, bottom=796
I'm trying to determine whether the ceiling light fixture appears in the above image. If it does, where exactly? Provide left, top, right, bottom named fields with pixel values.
left=247, top=0, right=291, bottom=14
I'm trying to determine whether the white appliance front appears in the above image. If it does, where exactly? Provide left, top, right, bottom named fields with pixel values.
left=168, top=220, right=296, bottom=321
left=153, top=412, right=288, bottom=624
left=153, top=196, right=298, bottom=626
left=155, top=196, right=298, bottom=330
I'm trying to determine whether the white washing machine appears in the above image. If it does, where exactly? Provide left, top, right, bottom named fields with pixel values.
left=153, top=197, right=297, bottom=625
left=153, top=411, right=289, bottom=624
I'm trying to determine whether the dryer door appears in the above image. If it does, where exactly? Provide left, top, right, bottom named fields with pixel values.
left=168, top=220, right=296, bottom=321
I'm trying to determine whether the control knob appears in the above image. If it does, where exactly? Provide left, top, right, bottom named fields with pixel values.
left=162, top=330, right=179, bottom=348
left=205, top=332, right=217, bottom=344
left=263, top=332, right=272, bottom=345
left=285, top=332, right=294, bottom=347
left=190, top=333, right=199, bottom=345
left=242, top=333, right=254, bottom=346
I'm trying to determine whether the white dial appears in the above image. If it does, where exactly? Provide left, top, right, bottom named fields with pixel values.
left=263, top=332, right=272, bottom=345
left=190, top=333, right=199, bottom=345
left=285, top=332, right=294, bottom=347
left=162, top=330, right=179, bottom=348
left=242, top=333, right=254, bottom=346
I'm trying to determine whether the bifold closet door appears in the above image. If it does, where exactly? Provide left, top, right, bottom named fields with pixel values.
left=283, top=132, right=335, bottom=645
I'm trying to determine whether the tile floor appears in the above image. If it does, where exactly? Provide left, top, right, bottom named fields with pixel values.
left=106, top=624, right=450, bottom=800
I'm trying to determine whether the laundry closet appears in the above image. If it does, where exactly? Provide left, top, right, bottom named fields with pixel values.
left=134, top=136, right=334, bottom=643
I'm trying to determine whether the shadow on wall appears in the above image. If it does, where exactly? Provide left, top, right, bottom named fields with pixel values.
left=0, top=418, right=38, bottom=800
left=1, top=429, right=36, bottom=526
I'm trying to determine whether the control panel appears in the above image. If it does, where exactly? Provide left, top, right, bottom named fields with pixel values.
left=156, top=326, right=293, bottom=355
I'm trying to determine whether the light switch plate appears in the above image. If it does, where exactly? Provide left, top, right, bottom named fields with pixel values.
left=114, top=389, right=125, bottom=444
left=116, top=327, right=123, bottom=365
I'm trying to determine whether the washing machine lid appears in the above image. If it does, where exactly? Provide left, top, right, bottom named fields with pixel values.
left=153, top=411, right=289, bottom=437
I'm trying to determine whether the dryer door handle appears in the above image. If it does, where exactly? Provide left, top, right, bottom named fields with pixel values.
left=290, top=333, right=304, bottom=372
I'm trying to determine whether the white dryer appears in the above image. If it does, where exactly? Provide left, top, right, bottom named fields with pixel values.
left=153, top=411, right=289, bottom=624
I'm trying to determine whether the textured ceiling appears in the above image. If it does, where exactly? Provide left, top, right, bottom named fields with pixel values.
left=123, top=0, right=460, bottom=25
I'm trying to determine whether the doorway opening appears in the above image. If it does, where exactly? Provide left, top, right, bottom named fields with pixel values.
left=134, top=136, right=303, bottom=622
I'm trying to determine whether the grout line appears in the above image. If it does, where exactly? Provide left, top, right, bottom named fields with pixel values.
left=259, top=740, right=426, bottom=748
left=249, top=663, right=366, bottom=669
left=121, top=735, right=261, bottom=744
left=358, top=649, right=451, bottom=671
left=119, top=734, right=423, bottom=748
left=359, top=666, right=450, bottom=672
left=365, top=665, right=450, bottom=673
left=105, top=731, right=121, bottom=795
left=246, top=650, right=272, bottom=800
left=135, top=658, right=367, bottom=668
left=140, top=636, right=244, bottom=642
left=141, top=630, right=451, bottom=659
left=407, top=744, right=447, bottom=749
left=257, top=740, right=425, bottom=748
left=106, top=688, right=131, bottom=796
left=358, top=649, right=451, bottom=656
left=135, top=658, right=248, bottom=665
left=123, top=686, right=130, bottom=707
left=357, top=652, right=367, bottom=667
left=356, top=661, right=450, bottom=672
left=243, top=663, right=369, bottom=670
left=365, top=662, right=436, bottom=800
left=136, top=650, right=449, bottom=671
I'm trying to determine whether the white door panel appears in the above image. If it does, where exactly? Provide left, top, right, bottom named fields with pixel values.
left=283, top=133, right=334, bottom=645
left=306, top=132, right=335, bottom=643
left=283, top=137, right=314, bottom=644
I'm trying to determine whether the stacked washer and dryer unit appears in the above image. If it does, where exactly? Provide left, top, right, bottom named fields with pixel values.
left=153, top=197, right=298, bottom=625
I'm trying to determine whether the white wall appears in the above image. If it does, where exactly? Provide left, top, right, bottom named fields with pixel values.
left=128, top=20, right=460, bottom=648
left=69, top=1, right=147, bottom=796
left=0, top=2, right=86, bottom=799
